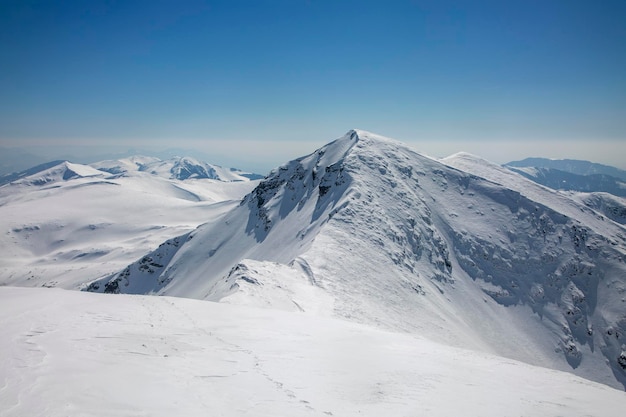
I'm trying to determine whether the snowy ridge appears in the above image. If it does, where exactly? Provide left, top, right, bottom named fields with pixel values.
left=87, top=130, right=626, bottom=389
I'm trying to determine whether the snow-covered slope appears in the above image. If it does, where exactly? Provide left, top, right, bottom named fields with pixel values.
left=0, top=159, right=260, bottom=290
left=87, top=130, right=626, bottom=389
left=2, top=286, right=625, bottom=417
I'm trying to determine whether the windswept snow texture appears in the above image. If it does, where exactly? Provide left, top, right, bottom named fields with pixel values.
left=2, top=287, right=625, bottom=417
left=0, top=159, right=260, bottom=290
left=88, top=130, right=626, bottom=390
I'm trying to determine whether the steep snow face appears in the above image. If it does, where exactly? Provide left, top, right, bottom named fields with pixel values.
left=88, top=130, right=626, bottom=389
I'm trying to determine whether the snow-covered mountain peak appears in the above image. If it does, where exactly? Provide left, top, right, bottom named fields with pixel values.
left=167, top=156, right=218, bottom=180
left=57, top=161, right=105, bottom=179
left=344, top=128, right=419, bottom=152
left=7, top=160, right=107, bottom=186
left=241, top=128, right=426, bottom=241
left=85, top=130, right=626, bottom=389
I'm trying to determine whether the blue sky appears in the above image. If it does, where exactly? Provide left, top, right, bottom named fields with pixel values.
left=1, top=0, right=625, bottom=172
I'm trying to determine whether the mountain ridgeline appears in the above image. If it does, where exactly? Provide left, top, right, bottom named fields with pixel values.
left=85, top=130, right=626, bottom=390
left=0, top=155, right=260, bottom=187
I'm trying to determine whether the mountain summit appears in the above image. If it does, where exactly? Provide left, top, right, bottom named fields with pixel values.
left=86, top=130, right=626, bottom=389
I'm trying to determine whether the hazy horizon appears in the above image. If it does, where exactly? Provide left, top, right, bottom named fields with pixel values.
left=1, top=1, right=625, bottom=173
left=2, top=131, right=626, bottom=176
left=3, top=130, right=626, bottom=176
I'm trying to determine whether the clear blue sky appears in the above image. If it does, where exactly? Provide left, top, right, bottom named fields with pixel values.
left=1, top=0, right=625, bottom=172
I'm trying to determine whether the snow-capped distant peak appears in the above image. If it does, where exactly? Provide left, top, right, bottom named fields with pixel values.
left=61, top=162, right=106, bottom=179
left=3, top=161, right=107, bottom=186
left=90, top=156, right=260, bottom=182
left=441, top=151, right=500, bottom=169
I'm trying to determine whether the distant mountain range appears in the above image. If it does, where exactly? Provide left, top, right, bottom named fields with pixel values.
left=0, top=145, right=269, bottom=178
left=90, top=155, right=264, bottom=181
left=505, top=165, right=626, bottom=197
left=505, top=157, right=626, bottom=198
left=506, top=157, right=626, bottom=180
left=0, top=155, right=263, bottom=187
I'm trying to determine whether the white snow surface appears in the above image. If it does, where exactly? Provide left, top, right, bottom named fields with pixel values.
left=1, top=286, right=625, bottom=417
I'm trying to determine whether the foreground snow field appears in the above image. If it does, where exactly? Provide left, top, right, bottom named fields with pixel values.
left=1, top=286, right=625, bottom=417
